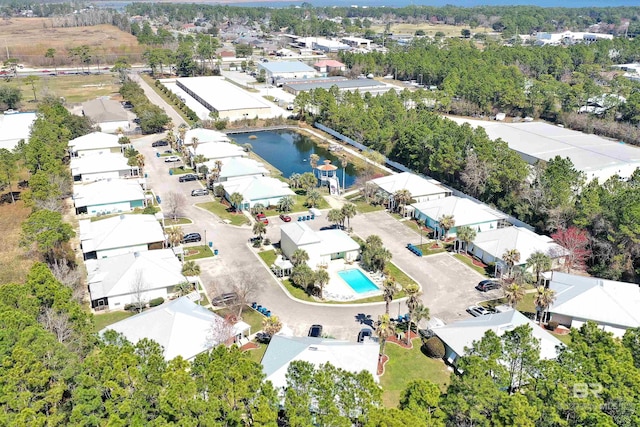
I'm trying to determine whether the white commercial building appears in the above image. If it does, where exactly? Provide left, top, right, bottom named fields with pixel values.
left=280, top=222, right=360, bottom=268
left=87, top=249, right=187, bottom=311
left=222, top=176, right=295, bottom=210
left=447, top=118, right=640, bottom=182
left=71, top=153, right=138, bottom=183
left=79, top=214, right=165, bottom=260
left=257, top=61, right=317, bottom=84
left=176, top=77, right=272, bottom=121
left=73, top=179, right=145, bottom=216
left=183, top=128, right=230, bottom=145
left=545, top=271, right=640, bottom=338
left=68, top=132, right=121, bottom=157
left=0, top=111, right=35, bottom=150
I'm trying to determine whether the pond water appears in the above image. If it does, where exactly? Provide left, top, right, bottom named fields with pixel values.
left=231, top=130, right=359, bottom=189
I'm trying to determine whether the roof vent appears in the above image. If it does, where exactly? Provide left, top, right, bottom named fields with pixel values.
left=309, top=346, right=318, bottom=351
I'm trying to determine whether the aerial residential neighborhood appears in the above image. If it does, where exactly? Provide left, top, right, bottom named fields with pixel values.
left=1, top=0, right=640, bottom=425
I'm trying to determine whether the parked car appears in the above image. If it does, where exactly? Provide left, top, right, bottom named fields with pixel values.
left=181, top=233, right=202, bottom=244
left=191, top=188, right=208, bottom=196
left=467, top=305, right=492, bottom=317
left=308, top=324, right=323, bottom=338
left=357, top=328, right=373, bottom=343
left=152, top=140, right=168, bottom=147
left=211, top=292, right=238, bottom=306
left=164, top=156, right=180, bottom=163
left=256, top=332, right=271, bottom=343
left=279, top=214, right=291, bottom=222
left=476, top=279, right=501, bottom=292
left=256, top=213, right=268, bottom=224
left=179, top=174, right=198, bottom=183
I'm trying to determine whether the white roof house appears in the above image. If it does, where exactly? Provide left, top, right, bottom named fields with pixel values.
left=280, top=222, right=360, bottom=268
left=447, top=117, right=640, bottom=182
left=189, top=141, right=247, bottom=162
left=70, top=153, right=138, bottom=183
left=0, top=111, right=35, bottom=150
left=183, top=128, right=230, bottom=145
left=469, top=226, right=566, bottom=271
left=204, top=157, right=269, bottom=182
left=545, top=271, right=640, bottom=338
left=261, top=335, right=380, bottom=391
left=73, top=179, right=145, bottom=216
left=101, top=297, right=237, bottom=361
left=222, top=176, right=295, bottom=210
left=87, top=249, right=187, bottom=311
left=68, top=132, right=121, bottom=157
left=433, top=309, right=563, bottom=365
left=412, top=196, right=508, bottom=238
left=370, top=172, right=450, bottom=207
left=79, top=214, right=165, bottom=260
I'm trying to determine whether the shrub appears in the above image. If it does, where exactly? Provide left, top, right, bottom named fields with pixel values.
left=149, top=297, right=164, bottom=307
left=143, top=205, right=158, bottom=214
left=546, top=321, right=559, bottom=331
left=264, top=238, right=271, bottom=245
left=423, top=336, right=445, bottom=358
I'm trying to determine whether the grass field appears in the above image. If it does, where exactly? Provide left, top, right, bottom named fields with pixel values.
left=0, top=19, right=144, bottom=66
left=381, top=338, right=451, bottom=407
left=369, top=22, right=490, bottom=37
left=0, top=73, right=120, bottom=106
left=214, top=305, right=264, bottom=334
left=184, top=245, right=214, bottom=261
left=93, top=310, right=134, bottom=332
left=196, top=201, right=250, bottom=226
left=246, top=342, right=268, bottom=364
left=0, top=200, right=34, bottom=284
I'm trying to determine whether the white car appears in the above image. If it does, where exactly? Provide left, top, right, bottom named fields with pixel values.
left=467, top=305, right=492, bottom=317
left=164, top=156, right=180, bottom=163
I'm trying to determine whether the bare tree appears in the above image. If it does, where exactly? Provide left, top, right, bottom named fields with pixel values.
left=460, top=150, right=489, bottom=198
left=164, top=191, right=187, bottom=221
left=38, top=307, right=73, bottom=343
left=207, top=315, right=235, bottom=347
left=230, top=270, right=256, bottom=318
left=50, top=259, right=84, bottom=303
left=130, top=269, right=148, bottom=312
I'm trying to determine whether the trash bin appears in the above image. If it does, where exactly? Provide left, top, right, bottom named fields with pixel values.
left=208, top=241, right=213, bottom=248
left=144, top=173, right=148, bottom=178
left=169, top=169, right=173, bottom=175
left=156, top=196, right=161, bottom=204
left=156, top=152, right=160, bottom=158
left=214, top=249, right=219, bottom=255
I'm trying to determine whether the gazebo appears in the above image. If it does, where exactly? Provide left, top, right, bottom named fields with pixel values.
left=316, top=160, right=340, bottom=195
left=272, top=255, right=293, bottom=277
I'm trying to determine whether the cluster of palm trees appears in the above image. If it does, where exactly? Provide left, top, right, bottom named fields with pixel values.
left=288, top=249, right=331, bottom=298
left=392, top=189, right=412, bottom=216
left=327, top=203, right=357, bottom=231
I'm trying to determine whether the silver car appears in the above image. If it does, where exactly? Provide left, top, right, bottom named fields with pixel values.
left=467, top=305, right=492, bottom=317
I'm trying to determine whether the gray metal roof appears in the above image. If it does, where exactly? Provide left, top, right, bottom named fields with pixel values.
left=285, top=79, right=387, bottom=92
left=82, top=98, right=128, bottom=122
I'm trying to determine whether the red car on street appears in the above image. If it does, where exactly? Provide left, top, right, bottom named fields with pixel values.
left=256, top=213, right=269, bottom=225
left=279, top=214, right=291, bottom=222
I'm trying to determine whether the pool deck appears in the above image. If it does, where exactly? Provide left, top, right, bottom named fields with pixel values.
left=323, top=259, right=383, bottom=301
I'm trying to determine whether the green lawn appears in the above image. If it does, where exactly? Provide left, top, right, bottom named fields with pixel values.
left=246, top=342, right=269, bottom=364
left=184, top=245, right=214, bottom=261
left=386, top=262, right=418, bottom=289
left=480, top=292, right=536, bottom=314
left=453, top=253, right=491, bottom=277
left=165, top=217, right=192, bottom=226
left=93, top=310, right=134, bottom=332
left=258, top=250, right=278, bottom=267
left=552, top=331, right=572, bottom=345
left=415, top=243, right=446, bottom=256
left=381, top=338, right=451, bottom=407
left=196, top=201, right=250, bottom=226
left=352, top=200, right=385, bottom=214
left=214, top=306, right=265, bottom=334
left=169, top=166, right=193, bottom=175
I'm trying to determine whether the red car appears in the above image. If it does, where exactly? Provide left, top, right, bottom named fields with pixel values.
left=256, top=213, right=269, bottom=225
left=279, top=214, right=291, bottom=222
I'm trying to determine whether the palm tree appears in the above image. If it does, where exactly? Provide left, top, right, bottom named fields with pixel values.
left=341, top=203, right=357, bottom=232
left=178, top=124, right=187, bottom=144
left=135, top=153, right=145, bottom=176
left=167, top=226, right=183, bottom=248
left=251, top=203, right=265, bottom=216
left=314, top=269, right=330, bottom=299
left=405, top=283, right=422, bottom=345
left=174, top=281, right=194, bottom=297
left=527, top=251, right=552, bottom=285
left=45, top=48, right=57, bottom=75
left=191, top=136, right=199, bottom=152
left=306, top=189, right=321, bottom=208
left=502, top=249, right=521, bottom=278
left=181, top=260, right=201, bottom=277
left=278, top=195, right=294, bottom=213
left=229, top=192, right=244, bottom=212
left=252, top=221, right=267, bottom=243
left=309, top=153, right=320, bottom=176
left=412, top=304, right=430, bottom=330
left=534, top=286, right=556, bottom=325
left=438, top=214, right=455, bottom=240
left=327, top=208, right=345, bottom=229
left=340, top=154, right=348, bottom=192
left=262, top=315, right=283, bottom=337
left=166, top=130, right=177, bottom=150
left=503, top=282, right=525, bottom=308
left=382, top=278, right=398, bottom=315
left=456, top=226, right=477, bottom=254
left=393, top=188, right=412, bottom=216
left=290, top=249, right=309, bottom=267
left=288, top=173, right=301, bottom=189
left=376, top=314, right=395, bottom=358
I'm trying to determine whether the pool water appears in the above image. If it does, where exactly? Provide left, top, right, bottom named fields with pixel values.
left=338, top=269, right=379, bottom=294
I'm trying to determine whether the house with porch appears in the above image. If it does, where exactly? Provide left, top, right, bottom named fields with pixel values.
left=73, top=179, right=145, bottom=216
left=543, top=271, right=640, bottom=338
left=222, top=176, right=295, bottom=210
left=101, top=297, right=251, bottom=361
left=79, top=214, right=165, bottom=260
left=411, top=196, right=509, bottom=239
left=87, top=249, right=188, bottom=311
left=71, top=153, right=138, bottom=183
left=433, top=309, right=563, bottom=366
left=205, top=157, right=269, bottom=182
left=68, top=132, right=121, bottom=157
left=189, top=141, right=247, bottom=164
left=280, top=222, right=360, bottom=268
left=370, top=172, right=450, bottom=212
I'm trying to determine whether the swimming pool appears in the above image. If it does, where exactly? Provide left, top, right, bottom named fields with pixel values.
left=338, top=269, right=379, bottom=294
